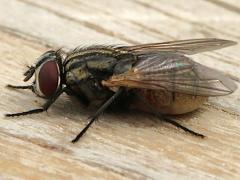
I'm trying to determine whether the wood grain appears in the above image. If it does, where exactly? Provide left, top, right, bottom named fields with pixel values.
left=0, top=0, right=239, bottom=179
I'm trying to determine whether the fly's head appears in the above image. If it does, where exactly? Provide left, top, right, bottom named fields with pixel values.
left=24, top=50, right=64, bottom=98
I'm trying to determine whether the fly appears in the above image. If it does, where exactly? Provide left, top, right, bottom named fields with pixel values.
left=5, top=38, right=238, bottom=143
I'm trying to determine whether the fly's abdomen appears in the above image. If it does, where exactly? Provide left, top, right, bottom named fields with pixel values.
left=130, top=89, right=208, bottom=115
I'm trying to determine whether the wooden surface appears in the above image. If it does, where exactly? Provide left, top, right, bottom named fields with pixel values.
left=0, top=0, right=240, bottom=179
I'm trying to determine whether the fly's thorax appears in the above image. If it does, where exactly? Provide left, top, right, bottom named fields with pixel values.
left=129, top=89, right=208, bottom=115
left=64, top=46, right=136, bottom=107
left=64, top=60, right=113, bottom=107
left=63, top=48, right=135, bottom=107
left=64, top=50, right=118, bottom=86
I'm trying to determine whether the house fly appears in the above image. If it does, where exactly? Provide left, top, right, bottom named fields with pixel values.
left=6, top=38, right=238, bottom=143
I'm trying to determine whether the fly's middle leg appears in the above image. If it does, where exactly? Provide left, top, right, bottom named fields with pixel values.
left=71, top=88, right=124, bottom=143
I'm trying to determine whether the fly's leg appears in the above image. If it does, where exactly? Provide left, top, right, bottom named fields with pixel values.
left=71, top=87, right=124, bottom=143
left=6, top=84, right=33, bottom=90
left=136, top=94, right=205, bottom=138
left=5, top=88, right=66, bottom=117
left=159, top=116, right=205, bottom=138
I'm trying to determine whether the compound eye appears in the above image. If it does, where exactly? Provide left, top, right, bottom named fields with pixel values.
left=38, top=61, right=60, bottom=97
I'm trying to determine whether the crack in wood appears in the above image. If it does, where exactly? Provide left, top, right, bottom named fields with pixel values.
left=132, top=0, right=240, bottom=39
left=205, top=0, right=240, bottom=15
left=18, top=0, right=141, bottom=45
left=0, top=24, right=54, bottom=49
left=70, top=0, right=175, bottom=40
left=0, top=130, right=73, bottom=154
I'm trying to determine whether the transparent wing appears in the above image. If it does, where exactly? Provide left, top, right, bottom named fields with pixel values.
left=118, top=38, right=237, bottom=55
left=103, top=54, right=237, bottom=96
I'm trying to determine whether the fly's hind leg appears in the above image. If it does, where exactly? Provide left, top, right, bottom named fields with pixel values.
left=160, top=116, right=205, bottom=138
left=136, top=94, right=205, bottom=138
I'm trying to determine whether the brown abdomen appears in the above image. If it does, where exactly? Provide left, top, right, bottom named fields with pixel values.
left=129, top=89, right=208, bottom=115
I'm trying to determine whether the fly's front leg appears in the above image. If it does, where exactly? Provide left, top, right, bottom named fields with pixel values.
left=5, top=88, right=66, bottom=117
left=6, top=84, right=33, bottom=90
left=6, top=65, right=36, bottom=91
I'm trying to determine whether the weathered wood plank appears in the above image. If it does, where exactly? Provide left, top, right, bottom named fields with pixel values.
left=7, top=0, right=239, bottom=112
left=0, top=0, right=239, bottom=179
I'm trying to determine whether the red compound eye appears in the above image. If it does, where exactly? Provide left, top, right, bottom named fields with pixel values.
left=38, top=61, right=59, bottom=97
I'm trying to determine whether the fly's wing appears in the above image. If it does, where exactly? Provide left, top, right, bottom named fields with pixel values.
left=103, top=53, right=237, bottom=96
left=118, top=38, right=237, bottom=55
